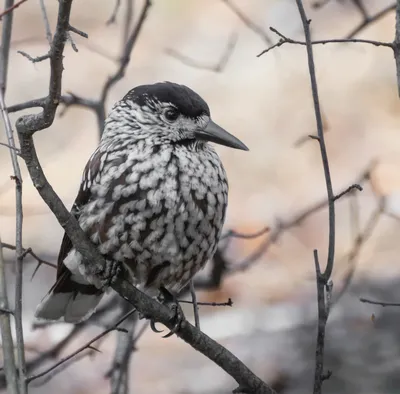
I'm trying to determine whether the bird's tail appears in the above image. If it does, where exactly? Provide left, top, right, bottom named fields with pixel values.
left=35, top=272, right=104, bottom=324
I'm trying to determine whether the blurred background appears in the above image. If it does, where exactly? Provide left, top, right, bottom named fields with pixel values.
left=2, top=0, right=400, bottom=392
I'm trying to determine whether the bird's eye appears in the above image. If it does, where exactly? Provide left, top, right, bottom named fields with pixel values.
left=164, top=108, right=179, bottom=122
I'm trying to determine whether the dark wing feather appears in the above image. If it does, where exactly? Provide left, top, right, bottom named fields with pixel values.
left=55, top=148, right=104, bottom=282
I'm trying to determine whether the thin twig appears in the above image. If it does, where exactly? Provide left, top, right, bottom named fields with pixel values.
left=107, top=0, right=122, bottom=25
left=98, top=0, right=152, bottom=132
left=295, top=1, right=338, bottom=392
left=333, top=184, right=363, bottom=201
left=0, top=243, right=57, bottom=271
left=220, top=226, right=269, bottom=241
left=0, top=240, right=18, bottom=394
left=190, top=280, right=200, bottom=330
left=0, top=0, right=27, bottom=390
left=27, top=309, right=137, bottom=384
left=257, top=26, right=393, bottom=57
left=108, top=303, right=137, bottom=394
left=39, top=0, right=52, bottom=45
left=0, top=0, right=27, bottom=21
left=360, top=298, right=400, bottom=307
left=179, top=298, right=233, bottom=307
left=0, top=141, right=20, bottom=153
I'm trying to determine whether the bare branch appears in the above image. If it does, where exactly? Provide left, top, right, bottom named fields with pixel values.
left=0, top=240, right=18, bottom=394
left=294, top=1, right=339, bottom=392
left=333, top=183, right=363, bottom=201
left=0, top=243, right=57, bottom=271
left=220, top=226, right=269, bottom=241
left=360, top=298, right=400, bottom=307
left=179, top=298, right=233, bottom=307
left=17, top=51, right=50, bottom=63
left=257, top=26, right=393, bottom=57
left=346, top=3, right=396, bottom=39
left=108, top=304, right=137, bottom=394
left=0, top=141, right=20, bottom=153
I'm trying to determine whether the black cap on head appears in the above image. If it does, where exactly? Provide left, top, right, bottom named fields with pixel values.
left=123, top=82, right=210, bottom=118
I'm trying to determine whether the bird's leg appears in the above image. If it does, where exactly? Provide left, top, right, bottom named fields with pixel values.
left=149, top=287, right=185, bottom=338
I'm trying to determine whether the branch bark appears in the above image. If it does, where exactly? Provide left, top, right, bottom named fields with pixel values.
left=0, top=240, right=18, bottom=394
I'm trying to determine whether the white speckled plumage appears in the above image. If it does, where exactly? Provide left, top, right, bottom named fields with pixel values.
left=35, top=82, right=247, bottom=323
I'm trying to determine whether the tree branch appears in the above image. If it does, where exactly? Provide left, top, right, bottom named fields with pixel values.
left=0, top=0, right=27, bottom=391
left=0, top=240, right=18, bottom=394
left=257, top=26, right=393, bottom=57
left=295, top=1, right=339, bottom=392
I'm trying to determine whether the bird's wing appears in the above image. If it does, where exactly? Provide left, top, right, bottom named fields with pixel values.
left=56, top=148, right=104, bottom=280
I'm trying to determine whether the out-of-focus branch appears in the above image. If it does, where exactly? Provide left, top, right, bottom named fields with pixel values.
left=0, top=0, right=27, bottom=392
left=0, top=240, right=18, bottom=394
left=221, top=0, right=272, bottom=45
left=0, top=0, right=27, bottom=20
left=346, top=3, right=396, bottom=38
left=108, top=303, right=137, bottom=394
left=27, top=309, right=136, bottom=384
left=360, top=298, right=400, bottom=307
left=165, top=31, right=238, bottom=73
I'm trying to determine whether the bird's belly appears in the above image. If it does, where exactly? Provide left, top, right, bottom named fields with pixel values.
left=122, top=193, right=221, bottom=292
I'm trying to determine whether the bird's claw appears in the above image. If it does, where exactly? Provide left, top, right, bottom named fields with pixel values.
left=162, top=299, right=184, bottom=338
left=150, top=320, right=164, bottom=333
left=150, top=287, right=185, bottom=338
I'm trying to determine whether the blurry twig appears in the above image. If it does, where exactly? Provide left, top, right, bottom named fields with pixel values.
left=27, top=308, right=136, bottom=384
left=333, top=197, right=385, bottom=304
left=0, top=240, right=18, bottom=394
left=108, top=303, right=137, bottom=394
left=190, top=280, right=200, bottom=330
left=0, top=0, right=27, bottom=20
left=39, top=0, right=52, bottom=45
left=221, top=0, right=272, bottom=45
left=179, top=298, right=233, bottom=307
left=107, top=0, right=122, bottom=25
left=165, top=31, right=238, bottom=73
left=346, top=3, right=396, bottom=38
left=0, top=242, right=57, bottom=272
left=0, top=0, right=27, bottom=390
left=360, top=298, right=400, bottom=307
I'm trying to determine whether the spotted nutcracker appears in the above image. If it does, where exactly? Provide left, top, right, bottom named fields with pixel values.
left=35, top=82, right=248, bottom=327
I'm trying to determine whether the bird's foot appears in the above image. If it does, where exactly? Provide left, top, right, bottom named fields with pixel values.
left=149, top=287, right=185, bottom=338
left=92, top=260, right=122, bottom=290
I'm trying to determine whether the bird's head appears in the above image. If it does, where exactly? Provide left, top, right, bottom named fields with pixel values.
left=104, top=82, right=248, bottom=151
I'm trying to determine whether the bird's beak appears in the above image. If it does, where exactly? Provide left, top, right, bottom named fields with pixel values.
left=195, top=120, right=249, bottom=151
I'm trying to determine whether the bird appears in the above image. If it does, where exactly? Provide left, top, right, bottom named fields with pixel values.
left=35, top=81, right=248, bottom=329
